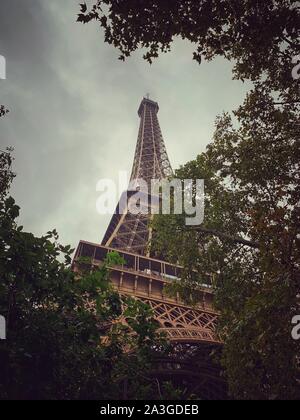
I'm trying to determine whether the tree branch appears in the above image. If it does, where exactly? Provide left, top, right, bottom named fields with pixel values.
left=187, top=226, right=259, bottom=249
left=273, top=101, right=300, bottom=106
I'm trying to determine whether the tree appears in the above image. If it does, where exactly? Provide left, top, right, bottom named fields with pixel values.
left=0, top=106, right=9, bottom=118
left=78, top=1, right=299, bottom=97
left=0, top=148, right=15, bottom=200
left=0, top=150, right=181, bottom=400
left=0, top=107, right=12, bottom=197
left=151, top=92, right=299, bottom=399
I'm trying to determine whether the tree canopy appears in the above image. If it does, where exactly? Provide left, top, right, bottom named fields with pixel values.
left=151, top=94, right=300, bottom=399
left=77, top=0, right=300, bottom=399
left=78, top=1, right=299, bottom=96
left=0, top=149, right=183, bottom=400
left=0, top=106, right=9, bottom=118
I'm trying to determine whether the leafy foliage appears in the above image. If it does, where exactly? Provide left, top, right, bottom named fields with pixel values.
left=0, top=148, right=15, bottom=200
left=151, top=89, right=300, bottom=399
left=77, top=0, right=300, bottom=400
left=0, top=106, right=9, bottom=118
left=0, top=151, right=179, bottom=400
left=78, top=1, right=299, bottom=95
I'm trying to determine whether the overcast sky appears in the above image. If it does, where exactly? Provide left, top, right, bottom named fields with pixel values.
left=0, top=0, right=251, bottom=250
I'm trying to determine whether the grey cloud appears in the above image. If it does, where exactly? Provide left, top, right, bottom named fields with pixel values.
left=0, top=0, right=251, bottom=249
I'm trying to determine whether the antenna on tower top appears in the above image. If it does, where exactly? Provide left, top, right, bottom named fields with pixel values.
left=146, top=93, right=150, bottom=99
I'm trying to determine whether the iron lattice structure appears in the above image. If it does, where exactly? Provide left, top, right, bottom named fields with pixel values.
left=102, top=98, right=172, bottom=256
left=73, top=98, right=227, bottom=399
left=72, top=242, right=226, bottom=399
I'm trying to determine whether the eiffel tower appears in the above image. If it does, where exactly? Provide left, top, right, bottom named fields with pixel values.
left=73, top=97, right=227, bottom=399
left=101, top=96, right=172, bottom=256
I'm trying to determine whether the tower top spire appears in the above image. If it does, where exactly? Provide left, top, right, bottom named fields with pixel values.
left=138, top=96, right=159, bottom=117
